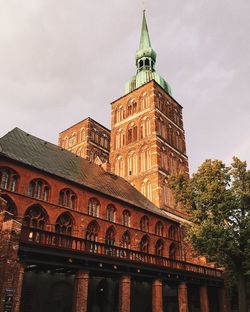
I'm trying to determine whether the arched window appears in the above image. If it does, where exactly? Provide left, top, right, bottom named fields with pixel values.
left=0, top=194, right=17, bottom=220
left=140, top=148, right=151, bottom=172
left=127, top=152, right=137, bottom=176
left=140, top=93, right=149, bottom=110
left=23, top=205, right=48, bottom=229
left=86, top=221, right=99, bottom=242
left=64, top=137, right=69, bottom=149
left=59, top=189, right=76, bottom=209
left=127, top=123, right=137, bottom=144
left=140, top=216, right=149, bottom=232
left=115, top=155, right=124, bottom=177
left=141, top=179, right=152, bottom=201
left=122, top=210, right=131, bottom=227
left=169, top=242, right=178, bottom=260
left=80, top=128, right=85, bottom=142
left=155, top=221, right=164, bottom=236
left=55, top=212, right=73, bottom=235
left=88, top=198, right=100, bottom=217
left=28, top=179, right=50, bottom=201
left=140, top=235, right=149, bottom=253
left=121, top=231, right=131, bottom=249
left=155, top=239, right=164, bottom=256
left=140, top=118, right=151, bottom=138
left=115, top=129, right=125, bottom=149
left=69, top=133, right=77, bottom=147
left=106, top=204, right=116, bottom=222
left=105, top=226, right=115, bottom=246
left=127, top=99, right=137, bottom=117
left=168, top=225, right=179, bottom=241
left=115, top=106, right=125, bottom=123
left=0, top=167, right=18, bottom=192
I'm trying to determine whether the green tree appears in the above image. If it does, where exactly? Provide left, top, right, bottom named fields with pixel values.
left=169, top=157, right=250, bottom=312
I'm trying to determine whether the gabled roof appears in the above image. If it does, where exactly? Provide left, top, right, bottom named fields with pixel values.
left=0, top=127, right=188, bottom=223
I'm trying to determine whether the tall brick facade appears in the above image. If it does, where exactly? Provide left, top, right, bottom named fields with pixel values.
left=110, top=80, right=188, bottom=217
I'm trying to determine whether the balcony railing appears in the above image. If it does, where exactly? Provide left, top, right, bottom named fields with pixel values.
left=20, top=226, right=223, bottom=279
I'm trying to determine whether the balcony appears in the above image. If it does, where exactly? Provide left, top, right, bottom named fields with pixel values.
left=20, top=226, right=223, bottom=279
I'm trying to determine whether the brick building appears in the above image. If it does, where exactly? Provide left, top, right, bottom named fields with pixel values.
left=0, top=11, right=229, bottom=312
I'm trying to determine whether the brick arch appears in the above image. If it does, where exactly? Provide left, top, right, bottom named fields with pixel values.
left=139, top=234, right=150, bottom=253
left=23, top=204, right=49, bottom=230
left=155, top=239, right=164, bottom=256
left=86, top=220, right=100, bottom=241
left=105, top=225, right=116, bottom=246
left=121, top=230, right=131, bottom=249
left=0, top=193, right=17, bottom=219
left=0, top=166, right=19, bottom=192
left=55, top=212, right=74, bottom=235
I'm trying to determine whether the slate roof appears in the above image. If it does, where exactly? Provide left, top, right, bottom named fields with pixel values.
left=0, top=127, right=188, bottom=223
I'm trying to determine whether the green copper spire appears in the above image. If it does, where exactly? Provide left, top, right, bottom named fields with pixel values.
left=139, top=10, right=152, bottom=49
left=125, top=11, right=172, bottom=96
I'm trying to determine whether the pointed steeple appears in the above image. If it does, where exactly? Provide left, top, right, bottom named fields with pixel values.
left=139, top=10, right=152, bottom=50
left=125, top=11, right=172, bottom=96
left=136, top=10, right=156, bottom=71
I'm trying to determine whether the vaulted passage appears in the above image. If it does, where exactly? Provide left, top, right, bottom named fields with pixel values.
left=131, top=280, right=152, bottom=312
left=163, top=283, right=179, bottom=312
left=87, top=276, right=119, bottom=312
left=20, top=271, right=75, bottom=312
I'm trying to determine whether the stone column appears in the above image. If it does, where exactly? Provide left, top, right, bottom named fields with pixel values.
left=200, top=285, right=209, bottom=312
left=152, top=279, right=163, bottom=312
left=218, top=287, right=230, bottom=312
left=119, top=275, right=131, bottom=312
left=72, top=271, right=89, bottom=312
left=178, top=282, right=188, bottom=312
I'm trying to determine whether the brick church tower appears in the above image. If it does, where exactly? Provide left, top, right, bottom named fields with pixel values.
left=110, top=11, right=189, bottom=217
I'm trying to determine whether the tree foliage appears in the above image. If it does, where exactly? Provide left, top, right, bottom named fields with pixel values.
left=169, top=157, right=250, bottom=311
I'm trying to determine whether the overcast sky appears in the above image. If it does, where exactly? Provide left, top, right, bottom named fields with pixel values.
left=0, top=0, right=249, bottom=173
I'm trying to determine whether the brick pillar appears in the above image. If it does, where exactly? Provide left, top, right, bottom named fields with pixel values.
left=218, top=287, right=230, bottom=312
left=119, top=275, right=131, bottom=312
left=178, top=282, right=188, bottom=312
left=200, top=285, right=209, bottom=312
left=72, top=271, right=89, bottom=312
left=0, top=218, right=24, bottom=312
left=152, top=279, right=163, bottom=312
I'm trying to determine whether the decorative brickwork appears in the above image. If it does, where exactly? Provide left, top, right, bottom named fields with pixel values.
left=59, top=117, right=110, bottom=164
left=110, top=80, right=189, bottom=218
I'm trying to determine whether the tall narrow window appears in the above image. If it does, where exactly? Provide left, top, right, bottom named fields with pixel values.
left=155, top=221, right=164, bottom=236
left=0, top=168, right=18, bottom=192
left=88, top=198, right=100, bottom=217
left=140, top=235, right=149, bottom=253
left=155, top=239, right=164, bottom=256
left=106, top=204, right=116, bottom=222
left=140, top=216, right=149, bottom=232
left=122, top=210, right=131, bottom=227
left=58, top=189, right=76, bottom=209
left=86, top=221, right=99, bottom=242
left=115, top=156, right=124, bottom=177
left=105, top=227, right=115, bottom=246
left=28, top=179, right=50, bottom=201
left=122, top=231, right=131, bottom=249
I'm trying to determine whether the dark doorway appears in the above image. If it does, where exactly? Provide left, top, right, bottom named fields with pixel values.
left=131, top=280, right=152, bottom=312
left=163, top=282, right=179, bottom=312
left=188, top=284, right=201, bottom=312
left=20, top=270, right=75, bottom=312
left=208, top=287, right=219, bottom=312
left=87, top=276, right=119, bottom=312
